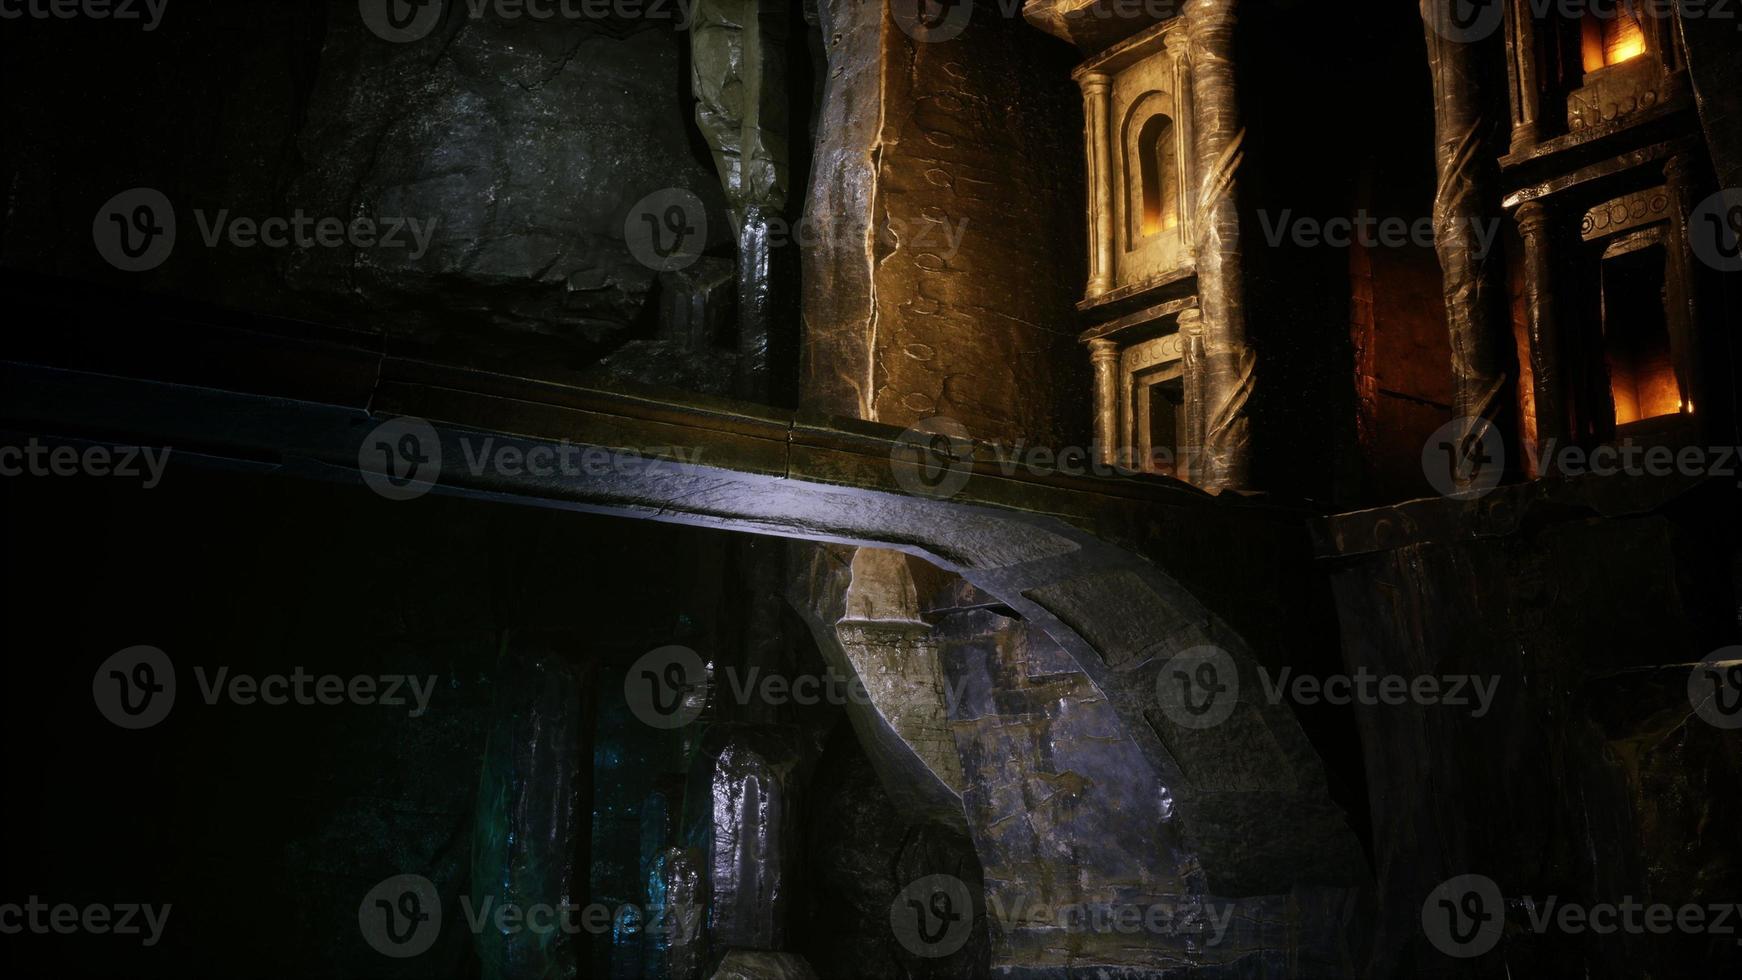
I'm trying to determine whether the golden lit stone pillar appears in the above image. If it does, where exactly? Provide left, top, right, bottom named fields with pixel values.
left=1183, top=0, right=1252, bottom=492
left=1089, top=338, right=1122, bottom=467
left=1165, top=29, right=1196, bottom=253
left=1420, top=0, right=1518, bottom=490
left=1178, top=308, right=1206, bottom=484
left=1504, top=0, right=1542, bottom=155
left=1080, top=72, right=1114, bottom=298
left=1515, top=201, right=1565, bottom=463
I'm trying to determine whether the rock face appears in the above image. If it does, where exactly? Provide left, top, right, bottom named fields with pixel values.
left=708, top=948, right=819, bottom=980
left=682, top=725, right=813, bottom=954
left=801, top=728, right=991, bottom=980
left=646, top=846, right=709, bottom=980
left=1, top=3, right=743, bottom=391
left=788, top=544, right=968, bottom=833
left=470, top=640, right=593, bottom=980
left=1317, top=479, right=1742, bottom=979
left=801, top=0, right=1088, bottom=445
left=286, top=10, right=733, bottom=370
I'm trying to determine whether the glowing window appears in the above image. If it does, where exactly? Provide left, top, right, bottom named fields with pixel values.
left=1601, top=245, right=1684, bottom=425
left=1582, top=7, right=1646, bottom=73
left=1136, top=114, right=1179, bottom=238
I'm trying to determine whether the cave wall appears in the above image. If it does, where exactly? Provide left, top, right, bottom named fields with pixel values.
left=0, top=0, right=738, bottom=390
left=0, top=463, right=738, bottom=978
left=1317, top=479, right=1742, bottom=979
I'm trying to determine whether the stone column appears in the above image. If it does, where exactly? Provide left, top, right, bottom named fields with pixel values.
left=1504, top=0, right=1542, bottom=155
left=1079, top=72, right=1115, bottom=298
left=1178, top=308, right=1207, bottom=485
left=1663, top=152, right=1705, bottom=424
left=1165, top=28, right=1197, bottom=252
left=1089, top=338, right=1121, bottom=467
left=691, top=0, right=790, bottom=403
left=1515, top=201, right=1565, bottom=465
left=1420, top=0, right=1518, bottom=491
left=1184, top=0, right=1253, bottom=492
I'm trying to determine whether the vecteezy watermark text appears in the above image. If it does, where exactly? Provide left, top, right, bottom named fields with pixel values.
left=0, top=0, right=168, bottom=29
left=358, top=873, right=699, bottom=959
left=1423, top=873, right=1742, bottom=958
left=0, top=439, right=169, bottom=487
left=0, top=898, right=171, bottom=947
left=1154, top=645, right=1501, bottom=730
left=358, top=415, right=708, bottom=502
left=622, top=645, right=968, bottom=729
left=360, top=0, right=699, bottom=43
left=1258, top=209, right=1502, bottom=258
left=92, top=645, right=438, bottom=729
left=94, top=188, right=438, bottom=273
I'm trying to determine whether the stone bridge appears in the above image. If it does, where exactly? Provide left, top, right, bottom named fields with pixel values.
left=2, top=277, right=1367, bottom=975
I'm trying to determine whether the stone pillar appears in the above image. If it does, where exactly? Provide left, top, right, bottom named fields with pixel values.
left=691, top=0, right=790, bottom=402
left=645, top=847, right=707, bottom=980
left=1515, top=201, right=1565, bottom=464
left=1079, top=72, right=1115, bottom=298
left=1420, top=0, right=1518, bottom=491
left=1178, top=308, right=1207, bottom=485
left=471, top=637, right=594, bottom=980
left=1165, top=29, right=1197, bottom=252
left=683, top=726, right=809, bottom=952
left=1504, top=0, right=1542, bottom=155
left=1089, top=338, right=1121, bottom=467
left=1184, top=0, right=1253, bottom=492
left=1663, top=153, right=1705, bottom=424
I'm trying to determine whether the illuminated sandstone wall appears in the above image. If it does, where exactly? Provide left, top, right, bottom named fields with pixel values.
left=802, top=0, right=1088, bottom=448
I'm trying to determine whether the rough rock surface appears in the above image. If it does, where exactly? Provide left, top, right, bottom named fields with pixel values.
left=801, top=0, right=1088, bottom=445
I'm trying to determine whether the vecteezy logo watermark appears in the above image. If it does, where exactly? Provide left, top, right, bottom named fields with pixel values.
left=1259, top=667, right=1501, bottom=718
left=361, top=419, right=709, bottom=502
left=92, top=646, right=177, bottom=730
left=1425, top=872, right=1742, bottom=956
left=94, top=189, right=440, bottom=271
left=986, top=892, right=1236, bottom=947
left=0, top=898, right=172, bottom=947
left=625, top=188, right=707, bottom=272
left=622, top=645, right=967, bottom=729
left=891, top=417, right=974, bottom=499
left=624, top=646, right=709, bottom=729
left=1690, top=188, right=1742, bottom=273
left=362, top=0, right=700, bottom=41
left=359, top=0, right=445, bottom=42
left=1422, top=874, right=1504, bottom=958
left=1423, top=0, right=1507, bottom=43
left=0, top=439, right=170, bottom=487
left=1258, top=210, right=1502, bottom=259
left=1154, top=645, right=1239, bottom=729
left=93, top=188, right=175, bottom=272
left=359, top=878, right=694, bottom=957
left=1155, top=645, right=1501, bottom=728
left=92, top=647, right=438, bottom=729
left=359, top=417, right=443, bottom=502
left=360, top=874, right=442, bottom=958
left=1689, top=648, right=1742, bottom=730
left=890, top=875, right=974, bottom=958
left=0, top=0, right=169, bottom=30
left=891, top=0, right=973, bottom=43
left=1422, top=416, right=1506, bottom=500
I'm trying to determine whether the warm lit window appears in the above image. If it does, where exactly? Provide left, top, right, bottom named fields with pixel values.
left=1601, top=245, right=1684, bottom=425
left=1136, top=114, right=1178, bottom=238
left=1582, top=7, right=1646, bottom=74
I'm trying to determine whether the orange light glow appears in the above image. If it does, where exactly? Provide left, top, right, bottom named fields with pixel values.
left=1583, top=10, right=1647, bottom=73
left=1612, top=361, right=1682, bottom=425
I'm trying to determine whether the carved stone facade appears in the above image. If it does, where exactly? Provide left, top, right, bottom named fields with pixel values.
left=1033, top=10, right=1219, bottom=485
left=1499, top=0, right=1719, bottom=453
